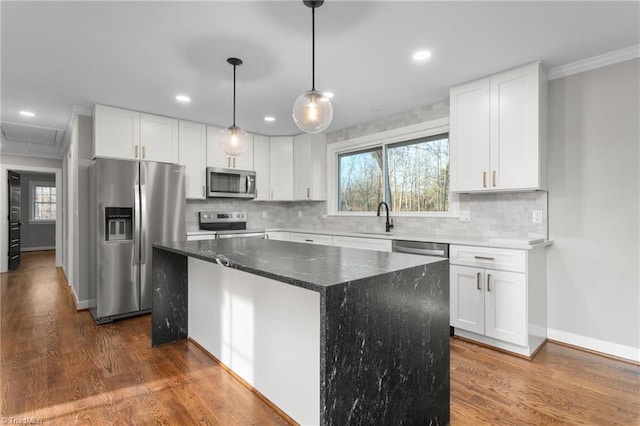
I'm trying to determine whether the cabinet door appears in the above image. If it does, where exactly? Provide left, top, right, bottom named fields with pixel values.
left=490, top=62, right=541, bottom=190
left=253, top=135, right=270, bottom=201
left=293, top=133, right=327, bottom=201
left=269, top=137, right=294, bottom=201
left=450, top=265, right=485, bottom=334
left=93, top=105, right=140, bottom=160
left=178, top=121, right=207, bottom=199
left=449, top=78, right=491, bottom=192
left=140, top=113, right=178, bottom=163
left=484, top=270, right=527, bottom=346
left=206, top=126, right=254, bottom=170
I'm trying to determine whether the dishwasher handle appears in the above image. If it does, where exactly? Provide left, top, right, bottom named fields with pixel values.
left=394, top=246, right=446, bottom=257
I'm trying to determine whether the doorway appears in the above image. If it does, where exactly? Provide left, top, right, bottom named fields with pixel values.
left=0, top=164, right=62, bottom=273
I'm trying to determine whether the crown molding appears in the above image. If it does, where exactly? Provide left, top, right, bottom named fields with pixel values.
left=548, top=44, right=640, bottom=80
left=61, top=105, right=93, bottom=155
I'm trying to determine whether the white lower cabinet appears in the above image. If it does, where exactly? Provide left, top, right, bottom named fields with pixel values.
left=449, top=244, right=546, bottom=357
left=332, top=235, right=391, bottom=252
left=290, top=232, right=333, bottom=246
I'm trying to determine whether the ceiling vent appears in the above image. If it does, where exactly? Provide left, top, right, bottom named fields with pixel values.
left=1, top=122, right=65, bottom=146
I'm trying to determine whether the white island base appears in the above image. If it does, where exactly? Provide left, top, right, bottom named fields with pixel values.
left=188, top=257, right=320, bottom=425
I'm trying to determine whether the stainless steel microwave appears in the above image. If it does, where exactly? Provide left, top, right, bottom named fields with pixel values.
left=206, top=167, right=256, bottom=198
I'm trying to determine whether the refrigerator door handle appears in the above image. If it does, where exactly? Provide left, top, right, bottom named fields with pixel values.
left=140, top=177, right=148, bottom=266
left=133, top=183, right=141, bottom=265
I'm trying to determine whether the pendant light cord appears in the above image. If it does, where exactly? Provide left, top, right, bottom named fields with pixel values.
left=232, top=63, right=237, bottom=126
left=311, top=5, right=316, bottom=91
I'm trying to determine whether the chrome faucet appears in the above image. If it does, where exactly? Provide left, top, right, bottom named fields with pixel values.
left=376, top=201, right=394, bottom=233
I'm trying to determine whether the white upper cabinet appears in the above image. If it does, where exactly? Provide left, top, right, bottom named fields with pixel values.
left=93, top=105, right=179, bottom=164
left=450, top=62, right=547, bottom=192
left=140, top=113, right=179, bottom=163
left=293, top=133, right=327, bottom=201
left=253, top=134, right=270, bottom=201
left=206, top=125, right=254, bottom=171
left=93, top=104, right=140, bottom=160
left=178, top=121, right=207, bottom=199
left=269, top=136, right=294, bottom=201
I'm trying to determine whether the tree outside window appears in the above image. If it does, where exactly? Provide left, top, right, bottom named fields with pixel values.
left=337, top=133, right=449, bottom=213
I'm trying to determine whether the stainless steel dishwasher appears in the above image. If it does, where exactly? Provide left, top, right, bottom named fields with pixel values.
left=392, top=239, right=452, bottom=335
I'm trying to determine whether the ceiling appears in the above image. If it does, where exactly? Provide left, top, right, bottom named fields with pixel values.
left=1, top=1, right=639, bottom=158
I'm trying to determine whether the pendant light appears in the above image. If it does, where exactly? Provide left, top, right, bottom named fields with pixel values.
left=292, top=0, right=333, bottom=134
left=220, top=57, right=249, bottom=157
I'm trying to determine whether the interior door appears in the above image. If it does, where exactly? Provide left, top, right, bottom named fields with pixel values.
left=8, top=171, right=21, bottom=270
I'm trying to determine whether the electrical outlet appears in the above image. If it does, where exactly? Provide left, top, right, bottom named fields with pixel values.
left=262, top=211, right=268, bottom=219
left=532, top=210, right=543, bottom=224
left=297, top=210, right=303, bottom=218
left=459, top=210, right=470, bottom=222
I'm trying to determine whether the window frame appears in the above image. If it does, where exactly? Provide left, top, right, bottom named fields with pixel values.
left=327, top=117, right=459, bottom=217
left=29, top=180, right=57, bottom=224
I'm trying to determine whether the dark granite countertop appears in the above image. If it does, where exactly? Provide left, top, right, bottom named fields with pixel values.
left=154, top=239, right=445, bottom=293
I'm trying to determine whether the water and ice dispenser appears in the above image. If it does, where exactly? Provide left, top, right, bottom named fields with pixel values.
left=105, top=207, right=133, bottom=242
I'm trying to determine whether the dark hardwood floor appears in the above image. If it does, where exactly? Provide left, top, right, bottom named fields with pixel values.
left=2, top=251, right=639, bottom=425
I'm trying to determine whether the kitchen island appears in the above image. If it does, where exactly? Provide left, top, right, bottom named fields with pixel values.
left=151, top=238, right=449, bottom=425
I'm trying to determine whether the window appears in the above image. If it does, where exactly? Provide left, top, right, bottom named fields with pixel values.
left=329, top=118, right=455, bottom=216
left=338, top=147, right=383, bottom=212
left=30, top=182, right=56, bottom=222
left=386, top=135, right=449, bottom=212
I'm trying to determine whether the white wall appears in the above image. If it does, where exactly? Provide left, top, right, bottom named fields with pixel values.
left=0, top=155, right=63, bottom=272
left=547, top=58, right=640, bottom=361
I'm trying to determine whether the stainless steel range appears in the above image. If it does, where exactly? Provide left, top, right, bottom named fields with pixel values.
left=199, top=211, right=264, bottom=239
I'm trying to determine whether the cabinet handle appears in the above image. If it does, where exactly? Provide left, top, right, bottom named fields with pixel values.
left=304, top=239, right=314, bottom=242
left=142, top=146, right=146, bottom=159
left=492, top=170, right=496, bottom=187
left=487, top=274, right=492, bottom=291
left=135, top=146, right=139, bottom=158
left=474, top=256, right=495, bottom=261
left=476, top=272, right=481, bottom=290
left=307, top=188, right=310, bottom=199
left=233, top=157, right=236, bottom=168
left=202, top=186, right=205, bottom=197
left=227, top=157, right=231, bottom=168
left=483, top=171, right=487, bottom=188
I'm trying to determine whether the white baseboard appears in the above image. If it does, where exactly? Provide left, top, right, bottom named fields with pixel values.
left=547, top=328, right=640, bottom=363
left=21, top=246, right=55, bottom=252
left=69, top=285, right=93, bottom=310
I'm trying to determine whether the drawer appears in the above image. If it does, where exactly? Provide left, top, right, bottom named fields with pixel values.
left=187, top=233, right=217, bottom=241
left=450, top=245, right=526, bottom=273
left=265, top=231, right=291, bottom=241
left=332, top=236, right=392, bottom=252
left=290, top=232, right=333, bottom=246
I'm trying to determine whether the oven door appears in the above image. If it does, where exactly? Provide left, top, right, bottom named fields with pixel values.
left=207, top=167, right=256, bottom=198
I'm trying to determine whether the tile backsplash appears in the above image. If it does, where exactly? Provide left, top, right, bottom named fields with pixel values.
left=186, top=191, right=548, bottom=240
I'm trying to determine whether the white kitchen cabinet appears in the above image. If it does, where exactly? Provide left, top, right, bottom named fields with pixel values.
left=290, top=232, right=333, bottom=246
left=269, top=136, right=294, bottom=201
left=450, top=61, right=547, bottom=192
left=293, top=133, right=327, bottom=201
left=253, top=134, right=270, bottom=201
left=140, top=113, right=179, bottom=163
left=449, top=244, right=546, bottom=357
left=265, top=231, right=291, bottom=241
left=178, top=121, right=207, bottom=199
left=93, top=104, right=140, bottom=160
left=332, top=235, right=391, bottom=252
left=206, top=125, right=254, bottom=171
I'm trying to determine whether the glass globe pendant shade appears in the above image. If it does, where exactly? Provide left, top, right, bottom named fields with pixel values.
left=219, top=125, right=249, bottom=157
left=292, top=90, right=333, bottom=134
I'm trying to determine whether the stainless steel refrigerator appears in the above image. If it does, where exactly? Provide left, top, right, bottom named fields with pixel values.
left=88, top=158, right=185, bottom=324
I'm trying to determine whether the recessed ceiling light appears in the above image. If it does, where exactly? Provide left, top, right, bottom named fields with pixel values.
left=412, top=50, right=432, bottom=61
left=175, top=95, right=191, bottom=103
left=322, top=92, right=334, bottom=99
left=19, top=111, right=35, bottom=117
left=264, top=116, right=276, bottom=122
